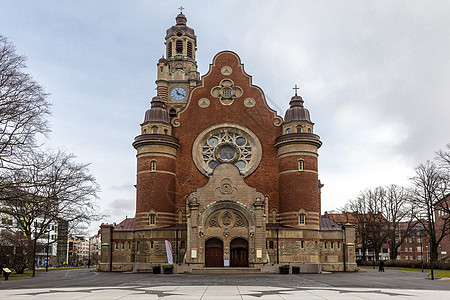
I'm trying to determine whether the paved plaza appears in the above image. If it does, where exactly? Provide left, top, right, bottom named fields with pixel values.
left=1, top=268, right=449, bottom=299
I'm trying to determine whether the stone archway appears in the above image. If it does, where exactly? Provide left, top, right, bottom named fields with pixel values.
left=205, top=238, right=223, bottom=267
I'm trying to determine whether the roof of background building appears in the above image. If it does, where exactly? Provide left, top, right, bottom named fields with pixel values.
left=114, top=217, right=136, bottom=231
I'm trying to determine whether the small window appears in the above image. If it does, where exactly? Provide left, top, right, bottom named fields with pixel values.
left=160, top=66, right=163, bottom=72
left=331, top=242, right=334, bottom=249
left=150, top=160, right=156, bottom=172
left=169, top=108, right=177, bottom=119
left=286, top=128, right=291, bottom=134
left=164, top=129, right=168, bottom=135
left=187, top=41, right=193, bottom=58
left=128, top=242, right=131, bottom=249
left=115, top=243, right=118, bottom=250
left=122, top=242, right=125, bottom=249
left=269, top=241, right=274, bottom=249
left=143, top=129, right=147, bottom=134
left=298, top=159, right=304, bottom=171
left=181, top=241, right=185, bottom=249
left=296, top=126, right=302, bottom=133
left=150, top=241, right=154, bottom=248
left=324, top=242, right=327, bottom=249
left=149, top=214, right=156, bottom=225
left=308, top=128, right=311, bottom=133
left=176, top=40, right=183, bottom=54
left=300, top=241, right=304, bottom=249
left=338, top=242, right=341, bottom=249
left=152, top=127, right=158, bottom=134
left=299, top=213, right=306, bottom=225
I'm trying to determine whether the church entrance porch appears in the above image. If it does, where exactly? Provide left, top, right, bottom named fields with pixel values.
left=205, top=238, right=223, bottom=267
left=230, top=238, right=248, bottom=267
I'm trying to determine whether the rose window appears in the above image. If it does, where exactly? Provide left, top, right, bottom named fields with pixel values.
left=193, top=123, right=262, bottom=177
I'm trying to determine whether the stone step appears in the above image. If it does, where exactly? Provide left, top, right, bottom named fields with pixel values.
left=192, top=267, right=262, bottom=274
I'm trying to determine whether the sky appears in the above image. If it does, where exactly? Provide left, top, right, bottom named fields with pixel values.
left=1, top=0, right=449, bottom=236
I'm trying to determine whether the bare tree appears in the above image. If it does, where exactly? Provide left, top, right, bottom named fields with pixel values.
left=0, top=230, right=43, bottom=273
left=436, top=143, right=450, bottom=171
left=384, top=184, right=415, bottom=260
left=0, top=35, right=51, bottom=168
left=345, top=187, right=388, bottom=261
left=1, top=150, right=102, bottom=239
left=410, top=161, right=449, bottom=261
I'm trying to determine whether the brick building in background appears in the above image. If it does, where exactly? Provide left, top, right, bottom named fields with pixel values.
left=100, top=11, right=356, bottom=273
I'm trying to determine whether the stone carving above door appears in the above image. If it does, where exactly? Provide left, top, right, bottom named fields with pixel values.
left=206, top=210, right=247, bottom=229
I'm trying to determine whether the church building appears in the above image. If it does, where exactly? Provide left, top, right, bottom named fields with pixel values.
left=99, top=11, right=356, bottom=273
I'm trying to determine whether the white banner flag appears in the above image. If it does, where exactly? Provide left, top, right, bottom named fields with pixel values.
left=165, top=240, right=173, bottom=265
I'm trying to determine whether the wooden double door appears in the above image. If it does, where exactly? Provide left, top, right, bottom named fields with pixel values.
left=230, top=238, right=248, bottom=267
left=205, top=238, right=223, bottom=267
left=205, top=237, right=249, bottom=267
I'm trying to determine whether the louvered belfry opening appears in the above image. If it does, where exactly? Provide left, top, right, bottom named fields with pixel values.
left=187, top=41, right=193, bottom=58
left=176, top=40, right=183, bottom=54
left=167, top=42, right=172, bottom=58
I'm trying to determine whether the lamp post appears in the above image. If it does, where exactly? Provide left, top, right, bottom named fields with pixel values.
left=88, top=237, right=91, bottom=268
left=45, top=229, right=50, bottom=272
left=419, top=225, right=424, bottom=272
left=32, top=221, right=37, bottom=277
left=427, top=210, right=434, bottom=280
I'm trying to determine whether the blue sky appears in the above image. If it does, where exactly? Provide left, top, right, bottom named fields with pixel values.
left=1, top=0, right=450, bottom=235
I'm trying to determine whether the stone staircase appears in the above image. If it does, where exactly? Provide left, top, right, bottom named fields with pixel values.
left=192, top=267, right=265, bottom=274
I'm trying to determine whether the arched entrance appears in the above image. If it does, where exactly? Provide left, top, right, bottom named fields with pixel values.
left=205, top=238, right=223, bottom=267
left=230, top=238, right=248, bottom=267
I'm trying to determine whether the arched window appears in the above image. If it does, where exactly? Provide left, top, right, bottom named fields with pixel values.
left=150, top=241, right=154, bottom=248
left=167, top=42, right=172, bottom=57
left=149, top=214, right=156, bottom=225
left=150, top=160, right=156, bottom=172
left=151, top=126, right=158, bottom=134
left=286, top=128, right=291, bottom=134
left=187, top=41, right=193, bottom=58
left=298, top=159, right=304, bottom=171
left=164, top=129, right=168, bottom=135
left=308, top=128, right=312, bottom=133
left=300, top=241, right=304, bottom=248
left=143, top=129, right=147, bottom=134
left=176, top=40, right=183, bottom=54
left=296, top=126, right=302, bottom=133
left=299, top=213, right=306, bottom=225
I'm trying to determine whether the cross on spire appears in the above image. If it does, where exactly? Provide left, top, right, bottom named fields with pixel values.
left=293, top=84, right=300, bottom=96
left=178, top=6, right=185, bottom=13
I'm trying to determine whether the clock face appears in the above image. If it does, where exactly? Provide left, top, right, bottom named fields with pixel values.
left=170, top=87, right=187, bottom=100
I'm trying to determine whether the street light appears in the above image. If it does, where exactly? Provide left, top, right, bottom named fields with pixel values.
left=88, top=237, right=91, bottom=269
left=418, top=224, right=424, bottom=272
left=45, top=229, right=50, bottom=272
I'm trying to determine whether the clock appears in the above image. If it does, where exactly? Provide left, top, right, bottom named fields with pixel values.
left=170, top=87, right=187, bottom=100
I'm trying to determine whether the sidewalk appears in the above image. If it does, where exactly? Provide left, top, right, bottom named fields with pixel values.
left=2, top=285, right=450, bottom=299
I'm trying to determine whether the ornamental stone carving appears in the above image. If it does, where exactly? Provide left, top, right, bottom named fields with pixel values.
left=210, top=78, right=243, bottom=106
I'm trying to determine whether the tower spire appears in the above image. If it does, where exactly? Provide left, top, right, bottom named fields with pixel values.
left=293, top=84, right=299, bottom=96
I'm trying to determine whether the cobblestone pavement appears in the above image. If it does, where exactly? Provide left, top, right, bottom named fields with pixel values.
left=1, top=268, right=449, bottom=299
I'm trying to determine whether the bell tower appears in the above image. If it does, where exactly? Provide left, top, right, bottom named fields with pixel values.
left=156, top=8, right=200, bottom=117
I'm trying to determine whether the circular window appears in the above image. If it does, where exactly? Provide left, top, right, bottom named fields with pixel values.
left=218, top=145, right=236, bottom=161
left=208, top=137, right=219, bottom=147
left=192, top=123, right=262, bottom=177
